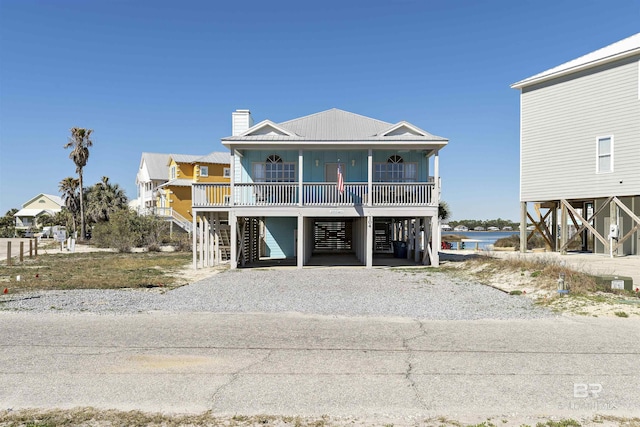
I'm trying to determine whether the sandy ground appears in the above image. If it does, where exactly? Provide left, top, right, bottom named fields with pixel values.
left=441, top=249, right=640, bottom=318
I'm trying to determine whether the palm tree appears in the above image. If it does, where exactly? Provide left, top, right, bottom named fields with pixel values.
left=86, top=176, right=129, bottom=223
left=64, top=127, right=93, bottom=239
left=438, top=201, right=451, bottom=221
left=59, top=176, right=80, bottom=234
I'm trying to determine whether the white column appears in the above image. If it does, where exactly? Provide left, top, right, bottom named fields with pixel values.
left=367, top=149, right=373, bottom=206
left=298, top=149, right=304, bottom=207
left=366, top=215, right=373, bottom=268
left=297, top=215, right=304, bottom=269
left=520, top=202, right=527, bottom=253
left=230, top=212, right=237, bottom=269
left=203, top=216, right=210, bottom=267
left=229, top=147, right=235, bottom=206
left=213, top=213, right=220, bottom=265
left=414, top=218, right=421, bottom=263
left=431, top=215, right=440, bottom=266
left=408, top=220, right=414, bottom=260
left=422, top=216, right=430, bottom=265
left=433, top=149, right=440, bottom=204
left=192, top=210, right=198, bottom=269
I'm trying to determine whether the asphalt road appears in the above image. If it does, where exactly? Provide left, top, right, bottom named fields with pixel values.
left=1, top=312, right=639, bottom=423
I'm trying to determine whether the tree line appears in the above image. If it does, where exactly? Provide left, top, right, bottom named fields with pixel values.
left=446, top=218, right=521, bottom=230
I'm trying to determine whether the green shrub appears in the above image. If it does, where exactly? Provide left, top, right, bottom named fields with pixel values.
left=92, top=209, right=139, bottom=252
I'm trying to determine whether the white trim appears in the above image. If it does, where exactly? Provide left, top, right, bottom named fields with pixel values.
left=240, top=120, right=296, bottom=137
left=378, top=121, right=428, bottom=137
left=638, top=58, right=640, bottom=99
left=596, top=135, right=614, bottom=174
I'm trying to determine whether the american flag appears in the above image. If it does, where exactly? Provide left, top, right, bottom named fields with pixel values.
left=337, top=163, right=344, bottom=194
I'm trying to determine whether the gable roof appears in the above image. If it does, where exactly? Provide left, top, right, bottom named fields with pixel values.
left=222, top=108, right=447, bottom=144
left=169, top=152, right=231, bottom=165
left=194, top=151, right=230, bottom=164
left=22, top=193, right=63, bottom=208
left=512, top=32, right=640, bottom=89
left=169, top=154, right=201, bottom=164
left=139, top=152, right=170, bottom=181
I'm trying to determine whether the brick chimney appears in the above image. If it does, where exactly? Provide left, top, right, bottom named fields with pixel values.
left=232, top=109, right=253, bottom=136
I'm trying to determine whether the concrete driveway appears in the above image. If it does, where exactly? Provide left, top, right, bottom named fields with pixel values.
left=1, top=312, right=639, bottom=423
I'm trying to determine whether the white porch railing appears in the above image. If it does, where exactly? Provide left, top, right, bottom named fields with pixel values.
left=193, top=181, right=437, bottom=208
left=303, top=183, right=368, bottom=206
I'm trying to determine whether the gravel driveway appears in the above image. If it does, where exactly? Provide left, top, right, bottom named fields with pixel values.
left=0, top=268, right=553, bottom=319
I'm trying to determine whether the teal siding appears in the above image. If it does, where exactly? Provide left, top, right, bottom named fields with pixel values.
left=265, top=217, right=296, bottom=258
left=237, top=149, right=429, bottom=183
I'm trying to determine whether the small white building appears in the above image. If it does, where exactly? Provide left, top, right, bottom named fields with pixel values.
left=13, top=194, right=63, bottom=230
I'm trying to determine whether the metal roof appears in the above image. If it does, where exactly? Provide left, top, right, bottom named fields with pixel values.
left=512, top=32, right=640, bottom=89
left=158, top=179, right=193, bottom=188
left=222, top=108, right=448, bottom=143
left=196, top=151, right=230, bottom=164
left=169, top=154, right=201, bottom=164
left=140, top=152, right=171, bottom=180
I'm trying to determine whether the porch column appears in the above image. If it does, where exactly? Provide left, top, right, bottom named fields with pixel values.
left=229, top=147, right=235, bottom=207
left=520, top=202, right=527, bottom=253
left=366, top=215, right=373, bottom=268
left=414, top=218, right=421, bottom=263
left=297, top=214, right=304, bottom=269
left=230, top=212, right=237, bottom=269
left=422, top=216, right=430, bottom=265
left=367, top=149, right=373, bottom=206
left=430, top=215, right=440, bottom=266
left=192, top=210, right=198, bottom=269
left=298, top=150, right=304, bottom=207
left=408, top=220, right=414, bottom=260
left=433, top=149, right=440, bottom=204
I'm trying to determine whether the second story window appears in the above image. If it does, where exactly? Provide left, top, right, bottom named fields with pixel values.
left=596, top=136, right=613, bottom=173
left=254, top=154, right=296, bottom=182
left=170, top=165, right=177, bottom=180
left=199, top=165, right=209, bottom=177
left=374, top=155, right=417, bottom=182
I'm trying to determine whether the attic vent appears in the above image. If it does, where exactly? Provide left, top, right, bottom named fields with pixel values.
left=388, top=155, right=404, bottom=163
left=266, top=154, right=283, bottom=163
left=39, top=200, right=46, bottom=203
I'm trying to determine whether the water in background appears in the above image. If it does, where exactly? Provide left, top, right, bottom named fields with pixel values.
left=442, top=231, right=519, bottom=250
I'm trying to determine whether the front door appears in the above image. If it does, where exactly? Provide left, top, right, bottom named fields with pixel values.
left=325, top=163, right=346, bottom=182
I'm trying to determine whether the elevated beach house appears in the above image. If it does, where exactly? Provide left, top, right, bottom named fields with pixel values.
left=512, top=32, right=640, bottom=255
left=136, top=151, right=230, bottom=234
left=192, top=108, right=448, bottom=269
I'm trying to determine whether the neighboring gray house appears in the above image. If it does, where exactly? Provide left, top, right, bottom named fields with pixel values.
left=511, top=32, right=640, bottom=256
left=192, top=108, right=447, bottom=269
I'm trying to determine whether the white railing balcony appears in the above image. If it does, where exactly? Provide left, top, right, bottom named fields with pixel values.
left=303, top=183, right=368, bottom=206
left=234, top=183, right=298, bottom=206
left=192, top=181, right=436, bottom=208
left=372, top=183, right=435, bottom=206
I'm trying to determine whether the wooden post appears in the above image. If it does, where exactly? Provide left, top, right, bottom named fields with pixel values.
left=560, top=202, right=568, bottom=255
left=6, top=242, right=11, bottom=266
left=20, top=242, right=24, bottom=263
left=34, top=238, right=38, bottom=258
left=520, top=202, right=527, bottom=253
left=29, top=239, right=33, bottom=258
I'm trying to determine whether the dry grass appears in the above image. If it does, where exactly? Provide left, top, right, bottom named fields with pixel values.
left=0, top=408, right=331, bottom=427
left=458, top=254, right=599, bottom=295
left=0, top=251, right=192, bottom=292
left=0, top=408, right=634, bottom=427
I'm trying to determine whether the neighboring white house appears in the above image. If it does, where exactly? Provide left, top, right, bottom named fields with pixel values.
left=135, top=152, right=171, bottom=213
left=512, top=32, right=640, bottom=255
left=192, top=108, right=448, bottom=269
left=14, top=193, right=64, bottom=230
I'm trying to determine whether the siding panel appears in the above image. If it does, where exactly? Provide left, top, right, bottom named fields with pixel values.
left=520, top=56, right=640, bottom=201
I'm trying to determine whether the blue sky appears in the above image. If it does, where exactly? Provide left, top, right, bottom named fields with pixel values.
left=0, top=0, right=638, bottom=221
